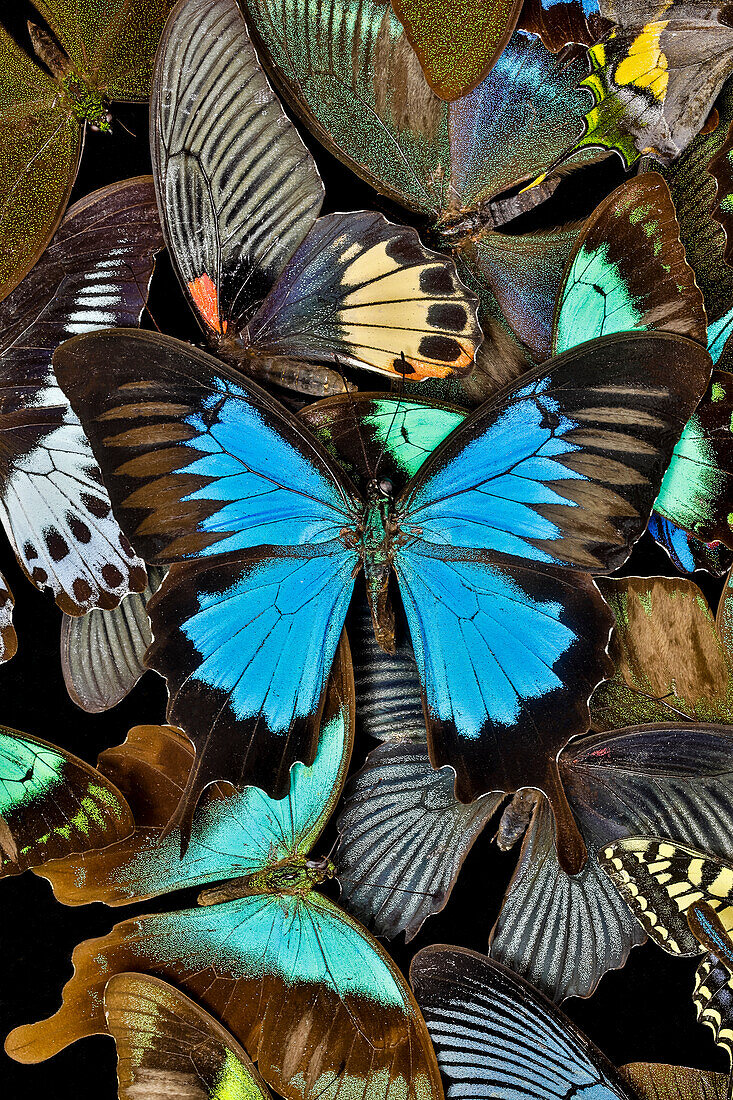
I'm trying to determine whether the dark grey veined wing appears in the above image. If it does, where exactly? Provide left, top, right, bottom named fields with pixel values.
left=61, top=566, right=166, bottom=712
left=411, top=947, right=632, bottom=1100
left=152, top=0, right=324, bottom=337
left=337, top=741, right=501, bottom=940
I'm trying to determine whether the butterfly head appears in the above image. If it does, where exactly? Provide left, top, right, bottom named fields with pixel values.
left=62, top=75, right=112, bottom=133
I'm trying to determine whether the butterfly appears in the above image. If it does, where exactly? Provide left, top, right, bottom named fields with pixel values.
left=54, top=318, right=710, bottom=846
left=411, top=944, right=730, bottom=1100
left=689, top=900, right=733, bottom=1098
left=61, top=565, right=166, bottom=713
left=0, top=724, right=132, bottom=878
left=600, top=838, right=733, bottom=1093
left=0, top=174, right=162, bottom=658
left=336, top=565, right=733, bottom=1001
left=149, top=0, right=480, bottom=396
left=6, top=650, right=444, bottom=1100
left=0, top=0, right=173, bottom=303
left=104, top=973, right=272, bottom=1100
left=534, top=0, right=733, bottom=182
left=244, top=0, right=608, bottom=377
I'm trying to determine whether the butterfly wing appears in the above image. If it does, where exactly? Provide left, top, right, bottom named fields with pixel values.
left=104, top=973, right=272, bottom=1100
left=8, top=890, right=442, bottom=1100
left=337, top=739, right=502, bottom=940
left=55, top=329, right=360, bottom=817
left=646, top=515, right=733, bottom=577
left=0, top=177, right=161, bottom=615
left=36, top=638, right=353, bottom=906
left=389, top=0, right=524, bottom=101
left=654, top=371, right=733, bottom=549
left=0, top=25, right=81, bottom=302
left=590, top=575, right=733, bottom=729
left=690, top=903, right=733, bottom=1085
left=620, top=1064, right=728, bottom=1100
left=32, top=0, right=173, bottom=101
left=0, top=726, right=132, bottom=876
left=60, top=565, right=166, bottom=712
left=0, top=570, right=17, bottom=662
left=411, top=946, right=633, bottom=1100
left=600, top=838, right=733, bottom=955
left=551, top=173, right=707, bottom=355
left=152, top=0, right=323, bottom=338
left=391, top=334, right=710, bottom=864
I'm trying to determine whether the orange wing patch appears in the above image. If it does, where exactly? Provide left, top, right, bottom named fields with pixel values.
left=188, top=274, right=227, bottom=335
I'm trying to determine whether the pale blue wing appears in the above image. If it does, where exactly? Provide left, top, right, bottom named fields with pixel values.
left=411, top=947, right=633, bottom=1100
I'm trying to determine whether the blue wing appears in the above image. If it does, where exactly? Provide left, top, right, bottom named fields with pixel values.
left=393, top=545, right=610, bottom=868
left=146, top=546, right=356, bottom=826
left=411, top=947, right=632, bottom=1100
left=54, top=330, right=361, bottom=824
left=397, top=333, right=711, bottom=573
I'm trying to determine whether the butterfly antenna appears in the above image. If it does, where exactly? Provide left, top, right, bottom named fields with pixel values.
left=115, top=117, right=137, bottom=139
left=374, top=351, right=408, bottom=481
left=336, top=871, right=440, bottom=901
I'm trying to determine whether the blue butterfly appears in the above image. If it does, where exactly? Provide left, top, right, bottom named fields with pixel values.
left=54, top=325, right=710, bottom=864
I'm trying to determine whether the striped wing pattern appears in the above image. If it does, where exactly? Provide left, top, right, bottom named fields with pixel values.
left=411, top=947, right=630, bottom=1100
left=600, top=838, right=733, bottom=955
left=61, top=566, right=166, bottom=712
left=152, top=0, right=324, bottom=335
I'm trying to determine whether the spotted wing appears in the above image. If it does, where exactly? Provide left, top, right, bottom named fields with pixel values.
left=0, top=177, right=161, bottom=615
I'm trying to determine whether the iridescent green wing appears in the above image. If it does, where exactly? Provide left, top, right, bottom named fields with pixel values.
left=656, top=82, right=733, bottom=354
left=0, top=25, right=80, bottom=302
left=36, top=643, right=354, bottom=905
left=599, top=837, right=733, bottom=955
left=0, top=726, right=133, bottom=876
left=244, top=0, right=450, bottom=217
left=591, top=576, right=733, bottom=729
left=654, top=371, right=733, bottom=549
left=389, top=0, right=524, bottom=101
left=551, top=173, right=706, bottom=355
left=32, top=0, right=175, bottom=100
left=105, top=974, right=272, bottom=1100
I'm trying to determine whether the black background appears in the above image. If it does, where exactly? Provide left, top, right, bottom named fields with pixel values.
left=0, top=3, right=728, bottom=1096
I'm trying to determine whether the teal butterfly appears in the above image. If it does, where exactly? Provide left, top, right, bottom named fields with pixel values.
left=6, top=649, right=443, bottom=1100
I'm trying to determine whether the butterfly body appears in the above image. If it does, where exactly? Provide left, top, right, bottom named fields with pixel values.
left=27, top=22, right=112, bottom=132
left=197, top=854, right=337, bottom=906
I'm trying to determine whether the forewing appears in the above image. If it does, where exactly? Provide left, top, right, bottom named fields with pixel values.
left=0, top=727, right=132, bottom=876
left=0, top=25, right=80, bottom=302
left=104, top=974, right=271, bottom=1100
left=488, top=792, right=643, bottom=1002
left=8, top=893, right=442, bottom=1100
left=61, top=565, right=166, bottom=712
left=398, top=333, right=711, bottom=572
left=337, top=740, right=501, bottom=940
left=53, top=329, right=358, bottom=566
left=243, top=0, right=451, bottom=217
left=32, top=0, right=174, bottom=100
left=0, top=177, right=159, bottom=614
left=152, top=0, right=324, bottom=336
left=393, top=546, right=611, bottom=871
left=552, top=173, right=707, bottom=355
left=247, top=210, right=481, bottom=381
left=411, top=947, right=633, bottom=1100
left=600, top=838, right=733, bottom=955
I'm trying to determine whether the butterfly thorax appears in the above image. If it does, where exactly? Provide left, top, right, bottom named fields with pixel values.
left=196, top=856, right=336, bottom=906
left=28, top=21, right=111, bottom=133
left=361, top=479, right=399, bottom=656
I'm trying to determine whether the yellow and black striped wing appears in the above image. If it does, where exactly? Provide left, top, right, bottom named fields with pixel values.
left=599, top=838, right=733, bottom=955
